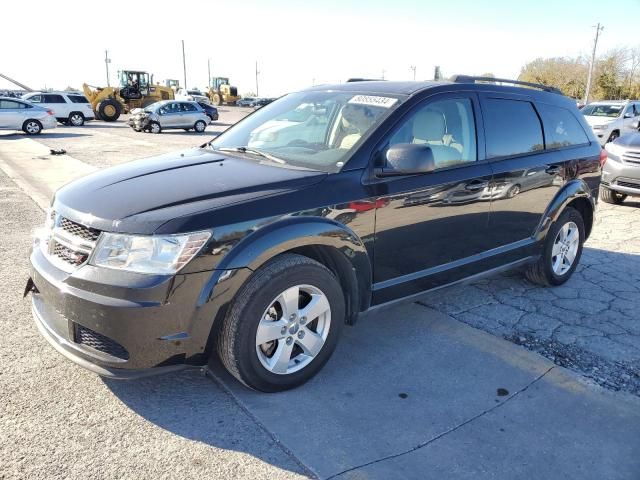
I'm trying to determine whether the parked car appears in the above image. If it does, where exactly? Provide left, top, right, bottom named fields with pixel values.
left=27, top=76, right=602, bottom=392
left=252, top=97, right=276, bottom=108
left=22, top=91, right=94, bottom=126
left=197, top=102, right=219, bottom=122
left=0, top=97, right=57, bottom=134
left=600, top=128, right=640, bottom=204
left=128, top=100, right=210, bottom=133
left=237, top=97, right=256, bottom=107
left=581, top=100, right=640, bottom=145
left=175, top=89, right=210, bottom=104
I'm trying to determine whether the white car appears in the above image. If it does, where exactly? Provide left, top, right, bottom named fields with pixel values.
left=175, top=89, right=210, bottom=104
left=22, top=91, right=95, bottom=126
left=0, top=97, right=57, bottom=134
left=582, top=100, right=640, bottom=145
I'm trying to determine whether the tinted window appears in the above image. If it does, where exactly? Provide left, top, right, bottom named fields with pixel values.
left=537, top=104, right=589, bottom=148
left=181, top=103, right=197, bottom=112
left=388, top=97, right=477, bottom=168
left=483, top=99, right=543, bottom=158
left=43, top=94, right=66, bottom=103
left=68, top=95, right=89, bottom=104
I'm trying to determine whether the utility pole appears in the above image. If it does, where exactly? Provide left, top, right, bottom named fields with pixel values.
left=410, top=65, right=416, bottom=81
left=584, top=23, right=604, bottom=105
left=207, top=58, right=211, bottom=89
left=381, top=69, right=386, bottom=80
left=181, top=40, right=187, bottom=89
left=104, top=50, right=111, bottom=87
left=255, top=61, right=260, bottom=96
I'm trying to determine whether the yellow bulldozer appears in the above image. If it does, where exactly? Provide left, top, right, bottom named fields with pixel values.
left=83, top=70, right=174, bottom=122
left=207, top=77, right=241, bottom=106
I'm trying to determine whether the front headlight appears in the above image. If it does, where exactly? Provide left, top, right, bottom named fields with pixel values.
left=592, top=124, right=608, bottom=130
left=91, top=231, right=211, bottom=274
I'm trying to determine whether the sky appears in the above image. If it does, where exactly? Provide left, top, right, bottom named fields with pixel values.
left=1, top=0, right=638, bottom=96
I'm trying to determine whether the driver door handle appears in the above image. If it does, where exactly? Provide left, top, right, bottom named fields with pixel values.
left=464, top=180, right=489, bottom=192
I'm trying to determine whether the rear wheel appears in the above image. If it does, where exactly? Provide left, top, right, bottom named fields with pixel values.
left=22, top=119, right=42, bottom=135
left=600, top=186, right=626, bottom=204
left=215, top=254, right=344, bottom=392
left=525, top=207, right=584, bottom=286
left=194, top=120, right=207, bottom=132
left=97, top=99, right=121, bottom=122
left=68, top=112, right=85, bottom=126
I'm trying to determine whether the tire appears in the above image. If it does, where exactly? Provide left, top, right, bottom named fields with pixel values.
left=506, top=184, right=521, bottom=198
left=68, top=112, right=85, bottom=126
left=600, top=186, right=626, bottom=204
left=216, top=253, right=345, bottom=392
left=525, top=207, right=585, bottom=287
left=93, top=110, right=102, bottom=121
left=148, top=121, right=161, bottom=134
left=22, top=119, right=42, bottom=135
left=97, top=99, right=122, bottom=122
left=607, top=130, right=620, bottom=143
left=194, top=120, right=206, bottom=133
left=212, top=93, right=222, bottom=106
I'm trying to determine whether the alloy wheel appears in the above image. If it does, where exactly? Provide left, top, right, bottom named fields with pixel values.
left=255, top=284, right=331, bottom=375
left=551, top=221, right=579, bottom=275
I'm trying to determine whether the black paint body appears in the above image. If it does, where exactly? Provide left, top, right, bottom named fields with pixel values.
left=27, top=81, right=602, bottom=377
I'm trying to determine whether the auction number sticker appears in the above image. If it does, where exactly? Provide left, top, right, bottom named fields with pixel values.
left=348, top=95, right=397, bottom=108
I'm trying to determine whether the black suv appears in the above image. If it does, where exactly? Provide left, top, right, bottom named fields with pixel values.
left=26, top=77, right=602, bottom=392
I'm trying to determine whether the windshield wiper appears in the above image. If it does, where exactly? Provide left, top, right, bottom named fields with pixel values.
left=216, top=146, right=286, bottom=164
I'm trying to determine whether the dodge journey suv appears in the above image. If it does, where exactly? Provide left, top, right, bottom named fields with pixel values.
left=26, top=76, right=602, bottom=392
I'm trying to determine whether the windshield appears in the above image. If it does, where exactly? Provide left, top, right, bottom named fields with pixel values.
left=188, top=90, right=202, bottom=95
left=209, top=91, right=402, bottom=172
left=582, top=104, right=623, bottom=118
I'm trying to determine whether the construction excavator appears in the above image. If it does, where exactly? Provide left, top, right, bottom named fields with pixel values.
left=83, top=70, right=174, bottom=122
left=207, top=77, right=241, bottom=106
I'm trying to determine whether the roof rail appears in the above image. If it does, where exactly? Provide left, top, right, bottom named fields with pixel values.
left=450, top=75, right=563, bottom=95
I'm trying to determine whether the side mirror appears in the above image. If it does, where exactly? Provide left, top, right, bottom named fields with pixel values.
left=624, top=112, right=634, bottom=118
left=376, top=143, right=436, bottom=177
left=632, top=119, right=640, bottom=130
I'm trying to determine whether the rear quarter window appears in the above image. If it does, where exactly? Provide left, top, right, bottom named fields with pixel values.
left=483, top=98, right=543, bottom=158
left=537, top=103, right=589, bottom=148
left=68, top=95, right=89, bottom=104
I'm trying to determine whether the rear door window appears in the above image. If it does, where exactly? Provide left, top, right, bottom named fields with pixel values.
left=537, top=104, right=589, bottom=148
left=482, top=98, right=543, bottom=158
left=181, top=103, right=197, bottom=112
left=68, top=95, right=89, bottom=104
left=43, top=94, right=66, bottom=103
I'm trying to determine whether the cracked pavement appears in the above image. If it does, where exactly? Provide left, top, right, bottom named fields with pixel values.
left=420, top=200, right=640, bottom=396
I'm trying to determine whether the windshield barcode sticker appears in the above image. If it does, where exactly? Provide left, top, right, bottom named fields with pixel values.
left=348, top=95, right=397, bottom=108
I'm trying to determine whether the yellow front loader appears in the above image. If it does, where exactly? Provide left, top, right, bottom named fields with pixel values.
left=83, top=70, right=174, bottom=122
left=207, top=77, right=241, bottom=106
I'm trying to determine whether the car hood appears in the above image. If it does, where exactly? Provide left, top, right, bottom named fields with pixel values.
left=583, top=115, right=617, bottom=127
left=53, top=147, right=327, bottom=234
left=614, top=132, right=640, bottom=148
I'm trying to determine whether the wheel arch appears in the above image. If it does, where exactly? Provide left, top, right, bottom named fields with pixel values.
left=211, top=217, right=372, bottom=324
left=535, top=178, right=595, bottom=241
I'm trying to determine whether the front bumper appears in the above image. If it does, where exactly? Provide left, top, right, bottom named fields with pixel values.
left=601, top=157, right=640, bottom=196
left=28, top=245, right=218, bottom=378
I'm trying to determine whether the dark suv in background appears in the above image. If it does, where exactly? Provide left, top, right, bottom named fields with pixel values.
left=27, top=76, right=602, bottom=392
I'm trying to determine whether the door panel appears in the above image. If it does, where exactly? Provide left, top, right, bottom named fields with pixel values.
left=371, top=93, right=494, bottom=304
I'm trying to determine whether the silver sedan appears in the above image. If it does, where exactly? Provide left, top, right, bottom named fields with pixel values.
left=128, top=100, right=210, bottom=134
left=0, top=97, right=57, bottom=134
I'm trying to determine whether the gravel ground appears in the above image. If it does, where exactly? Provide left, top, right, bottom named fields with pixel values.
left=420, top=200, right=640, bottom=396
left=0, top=170, right=308, bottom=480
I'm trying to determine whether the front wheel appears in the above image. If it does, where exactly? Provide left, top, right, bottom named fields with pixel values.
left=525, top=207, right=584, bottom=286
left=148, top=121, right=161, bottom=134
left=600, top=186, right=626, bottom=204
left=216, top=254, right=345, bottom=392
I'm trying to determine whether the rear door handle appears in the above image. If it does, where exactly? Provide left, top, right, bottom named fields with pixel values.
left=545, top=165, right=561, bottom=175
left=464, top=180, right=489, bottom=192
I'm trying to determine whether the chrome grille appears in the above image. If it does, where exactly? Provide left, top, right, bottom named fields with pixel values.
left=616, top=178, right=640, bottom=189
left=622, top=150, right=640, bottom=165
left=44, top=211, right=101, bottom=271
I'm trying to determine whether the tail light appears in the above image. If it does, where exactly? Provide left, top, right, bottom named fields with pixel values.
left=46, top=109, right=54, bottom=116
left=599, top=149, right=607, bottom=167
